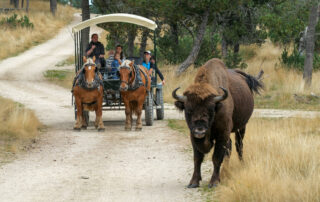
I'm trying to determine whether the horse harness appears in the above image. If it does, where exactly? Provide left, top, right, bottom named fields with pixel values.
left=71, top=63, right=104, bottom=106
left=72, top=63, right=104, bottom=91
left=120, top=64, right=149, bottom=91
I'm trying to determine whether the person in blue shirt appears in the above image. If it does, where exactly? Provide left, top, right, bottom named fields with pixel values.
left=110, top=53, right=122, bottom=79
left=142, top=50, right=152, bottom=75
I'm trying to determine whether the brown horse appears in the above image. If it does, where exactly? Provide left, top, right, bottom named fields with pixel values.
left=72, top=56, right=105, bottom=131
left=119, top=60, right=151, bottom=130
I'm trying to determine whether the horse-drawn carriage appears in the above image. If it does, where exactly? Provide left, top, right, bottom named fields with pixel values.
left=72, top=14, right=164, bottom=128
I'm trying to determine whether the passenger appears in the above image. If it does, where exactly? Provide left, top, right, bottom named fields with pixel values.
left=150, top=56, right=165, bottom=85
left=110, top=52, right=122, bottom=79
left=85, top=33, right=105, bottom=68
left=115, top=44, right=126, bottom=61
left=142, top=50, right=152, bottom=75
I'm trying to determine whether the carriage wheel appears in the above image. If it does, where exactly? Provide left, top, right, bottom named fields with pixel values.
left=145, top=91, right=154, bottom=126
left=156, top=88, right=164, bottom=120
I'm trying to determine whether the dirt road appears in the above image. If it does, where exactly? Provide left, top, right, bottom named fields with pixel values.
left=0, top=14, right=204, bottom=202
left=0, top=14, right=319, bottom=202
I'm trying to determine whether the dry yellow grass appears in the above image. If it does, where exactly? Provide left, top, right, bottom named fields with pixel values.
left=0, top=97, right=41, bottom=161
left=161, top=41, right=320, bottom=110
left=168, top=118, right=320, bottom=201
left=214, top=117, right=320, bottom=202
left=0, top=0, right=78, bottom=60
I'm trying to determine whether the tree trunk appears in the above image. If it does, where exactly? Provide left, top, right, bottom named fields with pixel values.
left=26, top=0, right=29, bottom=12
left=50, top=0, right=57, bottom=16
left=14, top=0, right=19, bottom=8
left=127, top=26, right=136, bottom=57
left=139, top=29, right=150, bottom=58
left=221, top=35, right=228, bottom=58
left=10, top=0, right=14, bottom=5
left=176, top=10, right=209, bottom=74
left=234, top=43, right=240, bottom=54
left=21, top=0, right=24, bottom=8
left=303, top=3, right=319, bottom=87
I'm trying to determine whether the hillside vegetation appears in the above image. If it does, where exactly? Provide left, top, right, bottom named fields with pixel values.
left=0, top=0, right=77, bottom=60
left=162, top=42, right=320, bottom=110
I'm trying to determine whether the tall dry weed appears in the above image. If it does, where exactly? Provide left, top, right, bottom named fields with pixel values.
left=161, top=41, right=320, bottom=109
left=212, top=117, right=320, bottom=202
left=0, top=0, right=78, bottom=60
left=0, top=97, right=41, bottom=155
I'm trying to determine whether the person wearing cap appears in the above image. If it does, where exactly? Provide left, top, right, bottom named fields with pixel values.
left=142, top=50, right=152, bottom=74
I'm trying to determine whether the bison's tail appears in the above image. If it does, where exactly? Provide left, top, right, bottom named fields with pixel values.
left=235, top=70, right=264, bottom=94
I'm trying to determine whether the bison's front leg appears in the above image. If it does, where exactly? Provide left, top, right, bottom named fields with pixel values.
left=209, top=135, right=230, bottom=188
left=95, top=94, right=105, bottom=132
left=74, top=96, right=82, bottom=131
left=188, top=141, right=204, bottom=188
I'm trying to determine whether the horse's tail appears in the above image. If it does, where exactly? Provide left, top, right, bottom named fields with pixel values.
left=234, top=69, right=264, bottom=94
left=130, top=101, right=138, bottom=115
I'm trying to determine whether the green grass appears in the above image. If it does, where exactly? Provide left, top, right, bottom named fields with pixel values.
left=55, top=56, right=74, bottom=67
left=44, top=70, right=70, bottom=80
left=167, top=119, right=189, bottom=135
left=254, top=93, right=320, bottom=110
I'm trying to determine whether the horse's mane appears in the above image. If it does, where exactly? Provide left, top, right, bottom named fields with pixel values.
left=120, top=59, right=132, bottom=68
left=83, top=58, right=95, bottom=66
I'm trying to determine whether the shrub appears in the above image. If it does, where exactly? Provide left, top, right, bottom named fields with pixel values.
left=0, top=14, right=34, bottom=29
left=281, top=48, right=320, bottom=71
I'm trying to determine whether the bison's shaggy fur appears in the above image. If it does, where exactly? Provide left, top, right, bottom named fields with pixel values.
left=173, top=58, right=263, bottom=188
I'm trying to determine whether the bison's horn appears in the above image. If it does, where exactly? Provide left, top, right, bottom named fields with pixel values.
left=172, top=87, right=187, bottom=103
left=213, top=87, right=228, bottom=102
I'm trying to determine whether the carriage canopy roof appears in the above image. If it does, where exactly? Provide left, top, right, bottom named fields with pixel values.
left=72, top=13, right=157, bottom=33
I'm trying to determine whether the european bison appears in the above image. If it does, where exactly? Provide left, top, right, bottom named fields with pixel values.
left=172, top=58, right=263, bottom=188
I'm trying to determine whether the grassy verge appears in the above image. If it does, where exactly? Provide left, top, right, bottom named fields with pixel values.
left=0, top=1, right=78, bottom=60
left=0, top=97, right=41, bottom=165
left=44, top=56, right=75, bottom=89
left=168, top=118, right=320, bottom=201
left=44, top=69, right=74, bottom=89
left=161, top=41, right=320, bottom=110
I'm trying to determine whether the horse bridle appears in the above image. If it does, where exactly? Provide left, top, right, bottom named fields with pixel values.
left=120, top=64, right=135, bottom=86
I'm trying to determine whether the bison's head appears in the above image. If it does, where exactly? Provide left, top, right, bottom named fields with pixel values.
left=172, top=83, right=228, bottom=139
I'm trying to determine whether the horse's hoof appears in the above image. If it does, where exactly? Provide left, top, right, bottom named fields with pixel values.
left=73, top=127, right=81, bottom=131
left=125, top=127, right=132, bottom=131
left=187, top=184, right=199, bottom=188
left=98, top=128, right=105, bottom=132
left=81, top=126, right=87, bottom=130
left=135, top=127, right=142, bottom=131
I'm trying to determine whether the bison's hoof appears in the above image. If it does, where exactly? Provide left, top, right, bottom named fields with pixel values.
left=98, top=128, right=105, bottom=132
left=73, top=127, right=81, bottom=131
left=187, top=184, right=199, bottom=188
left=208, top=183, right=218, bottom=188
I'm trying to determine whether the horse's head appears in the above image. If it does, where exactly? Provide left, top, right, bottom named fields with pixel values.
left=119, top=60, right=134, bottom=91
left=82, top=56, right=98, bottom=88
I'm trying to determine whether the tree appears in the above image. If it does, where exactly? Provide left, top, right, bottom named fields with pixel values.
left=176, top=9, right=209, bottom=74
left=81, top=0, right=90, bottom=56
left=13, top=0, right=19, bottom=8
left=303, top=2, right=319, bottom=87
left=50, top=0, right=57, bottom=15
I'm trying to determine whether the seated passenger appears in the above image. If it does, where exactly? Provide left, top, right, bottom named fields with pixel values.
left=142, top=50, right=152, bottom=75
left=85, top=33, right=105, bottom=68
left=150, top=56, right=165, bottom=85
left=109, top=53, right=122, bottom=79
